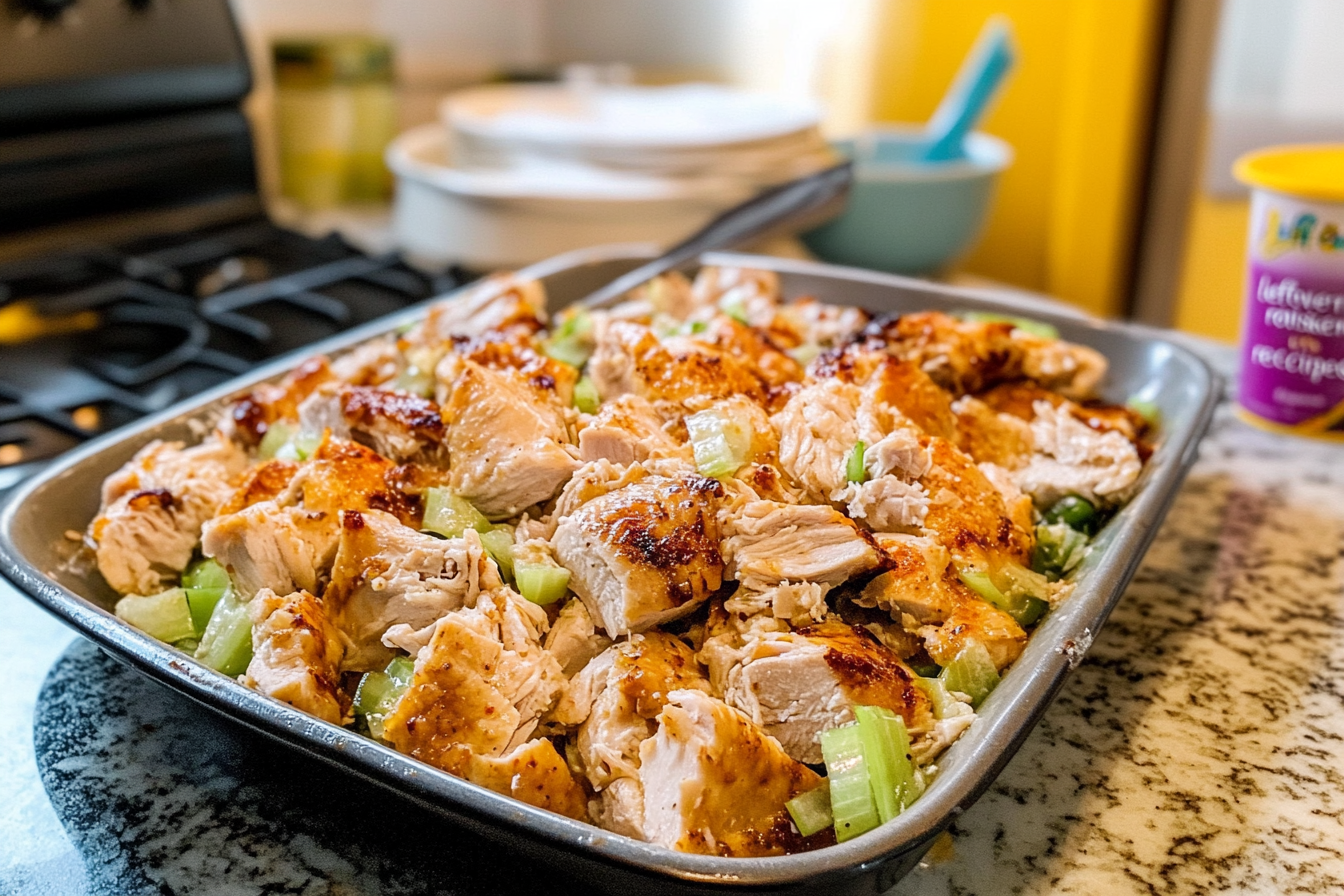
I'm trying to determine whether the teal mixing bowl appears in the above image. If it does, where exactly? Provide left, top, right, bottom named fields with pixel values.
left=800, top=128, right=1012, bottom=275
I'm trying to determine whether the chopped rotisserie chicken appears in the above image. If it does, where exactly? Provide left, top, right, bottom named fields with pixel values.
left=243, top=588, right=346, bottom=724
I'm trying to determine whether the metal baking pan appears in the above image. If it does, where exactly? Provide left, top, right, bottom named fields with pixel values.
left=0, top=245, right=1220, bottom=894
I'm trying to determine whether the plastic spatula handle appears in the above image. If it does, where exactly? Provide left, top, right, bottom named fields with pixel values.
left=577, top=160, right=853, bottom=310
left=921, top=17, right=1016, bottom=163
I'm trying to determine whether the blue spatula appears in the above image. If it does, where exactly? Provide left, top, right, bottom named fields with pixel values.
left=917, top=16, right=1016, bottom=163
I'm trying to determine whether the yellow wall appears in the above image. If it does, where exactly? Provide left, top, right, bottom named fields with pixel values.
left=1172, top=194, right=1249, bottom=342
left=870, top=0, right=1165, bottom=317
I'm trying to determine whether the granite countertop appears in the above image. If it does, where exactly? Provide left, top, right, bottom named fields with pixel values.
left=3, top=338, right=1344, bottom=895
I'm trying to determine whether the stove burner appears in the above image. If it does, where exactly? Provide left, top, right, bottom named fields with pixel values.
left=0, top=219, right=468, bottom=490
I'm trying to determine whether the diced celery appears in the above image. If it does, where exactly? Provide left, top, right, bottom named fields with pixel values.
left=787, top=343, right=822, bottom=366
left=846, top=441, right=867, bottom=484
left=786, top=784, right=833, bottom=837
left=819, top=723, right=880, bottom=842
left=854, top=705, right=919, bottom=821
left=914, top=676, right=961, bottom=720
left=961, top=310, right=1060, bottom=340
left=1033, top=522, right=1089, bottom=579
left=545, top=309, right=594, bottom=369
left=393, top=365, right=436, bottom=398
left=573, top=376, right=601, bottom=414
left=480, top=527, right=516, bottom=582
left=354, top=655, right=416, bottom=739
left=1042, top=495, right=1098, bottom=534
left=939, top=641, right=1000, bottom=708
left=194, top=590, right=253, bottom=677
left=685, top=409, right=753, bottom=479
left=515, top=560, right=570, bottom=606
left=115, top=588, right=197, bottom=644
left=1126, top=396, right=1161, bottom=427
left=719, top=295, right=749, bottom=324
left=257, top=421, right=296, bottom=460
left=957, top=563, right=1048, bottom=627
left=422, top=488, right=491, bottom=539
left=182, top=558, right=231, bottom=635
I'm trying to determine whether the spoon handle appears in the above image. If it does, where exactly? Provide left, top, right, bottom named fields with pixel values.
left=577, top=161, right=853, bottom=310
left=924, top=17, right=1016, bottom=163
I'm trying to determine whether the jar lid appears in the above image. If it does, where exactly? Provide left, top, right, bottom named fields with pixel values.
left=1234, top=144, right=1344, bottom=203
left=273, top=36, right=393, bottom=87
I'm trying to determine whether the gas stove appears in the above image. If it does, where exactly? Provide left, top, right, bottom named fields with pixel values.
left=0, top=0, right=469, bottom=490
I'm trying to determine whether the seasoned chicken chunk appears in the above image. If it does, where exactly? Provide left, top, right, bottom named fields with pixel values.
left=452, top=738, right=589, bottom=820
left=415, top=274, right=546, bottom=344
left=553, top=473, right=724, bottom=638
left=919, top=437, right=1034, bottom=566
left=298, top=384, right=446, bottom=464
left=551, top=633, right=710, bottom=837
left=242, top=588, right=345, bottom=724
left=381, top=587, right=564, bottom=764
left=689, top=266, right=782, bottom=327
left=91, top=434, right=248, bottom=595
left=640, top=690, right=824, bottom=856
left=438, top=357, right=579, bottom=520
left=724, top=622, right=933, bottom=764
left=324, top=509, right=500, bottom=671
left=1014, top=400, right=1144, bottom=508
left=577, top=394, right=685, bottom=466
left=544, top=598, right=612, bottom=678
left=721, top=500, right=880, bottom=592
left=228, top=356, right=337, bottom=446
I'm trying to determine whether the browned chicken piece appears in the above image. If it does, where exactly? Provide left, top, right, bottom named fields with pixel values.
left=721, top=500, right=881, bottom=591
left=951, top=394, right=1035, bottom=469
left=216, top=459, right=301, bottom=516
left=323, top=509, right=501, bottom=671
left=860, top=534, right=1027, bottom=670
left=771, top=379, right=862, bottom=502
left=919, top=436, right=1034, bottom=567
left=446, top=738, right=589, bottom=821
left=696, top=315, right=804, bottom=391
left=550, top=633, right=711, bottom=837
left=639, top=689, right=825, bottom=856
left=763, top=295, right=871, bottom=351
left=242, top=588, right=346, bottom=724
left=856, top=311, right=1106, bottom=399
left=722, top=581, right=830, bottom=628
left=228, top=356, right=337, bottom=447
left=414, top=274, right=546, bottom=344
left=577, top=394, right=686, bottom=466
left=298, top=384, right=447, bottom=464
left=330, top=336, right=402, bottom=386
left=689, top=266, right=782, bottom=325
left=451, top=331, right=579, bottom=408
left=607, top=270, right=695, bottom=320
left=723, top=622, right=933, bottom=764
left=91, top=433, right=248, bottom=595
left=381, top=587, right=565, bottom=765
left=544, top=598, right=613, bottom=678
left=438, top=357, right=579, bottom=520
left=814, top=352, right=959, bottom=442
left=553, top=473, right=724, bottom=638
left=203, top=437, right=418, bottom=597
left=586, top=319, right=768, bottom=416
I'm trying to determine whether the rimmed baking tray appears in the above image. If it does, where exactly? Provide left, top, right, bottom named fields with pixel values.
left=0, top=245, right=1220, bottom=894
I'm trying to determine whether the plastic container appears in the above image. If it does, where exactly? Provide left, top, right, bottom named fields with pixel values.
left=1234, top=144, right=1344, bottom=440
left=799, top=127, right=1012, bottom=275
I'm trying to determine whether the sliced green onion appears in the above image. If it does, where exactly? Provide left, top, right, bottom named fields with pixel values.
left=819, top=723, right=880, bottom=842
left=913, top=676, right=961, bottom=720
left=685, top=408, right=753, bottom=479
left=939, top=640, right=1000, bottom=708
left=1042, top=495, right=1098, bottom=535
left=194, top=590, right=254, bottom=677
left=115, top=588, right=197, bottom=644
left=182, top=557, right=232, bottom=635
left=480, top=527, right=516, bottom=582
left=514, top=560, right=570, bottom=606
left=354, top=655, right=416, bottom=739
left=1033, top=522, right=1089, bottom=579
left=422, top=488, right=491, bottom=538
left=956, top=563, right=1049, bottom=627
left=846, top=440, right=868, bottom=484
left=257, top=421, right=296, bottom=460
left=961, top=310, right=1059, bottom=340
left=853, top=705, right=919, bottom=822
left=573, top=376, right=601, bottom=414
left=686, top=320, right=708, bottom=335
left=786, top=784, right=833, bottom=837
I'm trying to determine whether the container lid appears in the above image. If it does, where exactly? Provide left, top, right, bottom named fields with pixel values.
left=1234, top=144, right=1344, bottom=203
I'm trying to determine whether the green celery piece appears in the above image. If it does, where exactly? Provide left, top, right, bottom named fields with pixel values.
left=957, top=564, right=1048, bottom=627
left=553, top=308, right=593, bottom=342
left=846, top=441, right=868, bottom=484
left=544, top=338, right=590, bottom=370
left=573, top=376, right=601, bottom=414
left=786, top=784, right=833, bottom=837
left=479, top=527, right=516, bottom=582
left=422, top=488, right=491, bottom=539
left=1126, top=396, right=1161, bottom=427
left=940, top=641, right=1000, bottom=708
left=719, top=296, right=749, bottom=324
left=819, top=723, right=880, bottom=842
left=914, top=676, right=960, bottom=720
left=194, top=591, right=254, bottom=676
left=787, top=343, right=822, bottom=366
left=257, top=421, right=296, bottom=460
left=393, top=365, right=436, bottom=398
left=685, top=409, right=752, bottom=479
left=961, top=310, right=1060, bottom=340
left=515, top=560, right=570, bottom=606
left=115, top=588, right=197, bottom=644
left=354, top=655, right=416, bottom=739
left=854, top=705, right=919, bottom=821
left=1033, top=522, right=1089, bottom=579
left=1042, top=495, right=1098, bottom=534
left=181, top=558, right=231, bottom=635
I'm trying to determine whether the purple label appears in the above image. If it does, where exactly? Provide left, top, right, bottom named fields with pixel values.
left=1239, top=263, right=1344, bottom=430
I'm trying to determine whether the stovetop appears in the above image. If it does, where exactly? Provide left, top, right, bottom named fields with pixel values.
left=0, top=218, right=469, bottom=491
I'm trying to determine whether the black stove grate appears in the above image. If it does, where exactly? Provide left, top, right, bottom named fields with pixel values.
left=0, top=219, right=469, bottom=490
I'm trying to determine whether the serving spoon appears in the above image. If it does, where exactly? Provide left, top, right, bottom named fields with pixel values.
left=577, top=159, right=853, bottom=310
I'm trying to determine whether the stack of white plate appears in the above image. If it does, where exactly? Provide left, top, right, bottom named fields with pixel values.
left=387, top=82, right=836, bottom=269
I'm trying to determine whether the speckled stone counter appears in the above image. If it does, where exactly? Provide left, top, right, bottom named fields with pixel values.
left=3, top=339, right=1343, bottom=896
